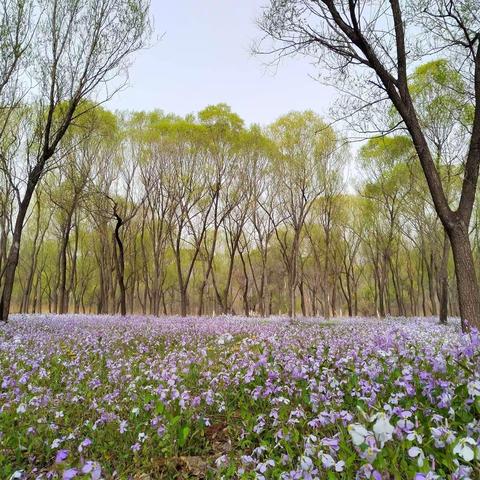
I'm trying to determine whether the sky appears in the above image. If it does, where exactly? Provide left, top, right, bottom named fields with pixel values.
left=106, top=0, right=338, bottom=127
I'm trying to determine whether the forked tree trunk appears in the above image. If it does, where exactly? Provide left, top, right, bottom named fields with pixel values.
left=113, top=212, right=127, bottom=317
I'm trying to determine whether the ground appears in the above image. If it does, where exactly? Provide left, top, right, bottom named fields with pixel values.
left=0, top=315, right=479, bottom=479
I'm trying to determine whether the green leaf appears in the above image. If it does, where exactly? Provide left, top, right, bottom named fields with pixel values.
left=178, top=424, right=190, bottom=448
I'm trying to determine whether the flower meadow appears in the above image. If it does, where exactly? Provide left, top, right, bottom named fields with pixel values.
left=0, top=315, right=479, bottom=480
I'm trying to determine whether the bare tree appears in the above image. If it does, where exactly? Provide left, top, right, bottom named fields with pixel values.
left=257, top=0, right=480, bottom=331
left=0, top=0, right=150, bottom=321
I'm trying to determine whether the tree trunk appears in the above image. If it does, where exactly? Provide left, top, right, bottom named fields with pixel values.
left=323, top=230, right=330, bottom=319
left=198, top=228, right=219, bottom=316
left=179, top=288, right=188, bottom=317
left=0, top=192, right=32, bottom=321
left=58, top=220, right=72, bottom=314
left=239, top=249, right=249, bottom=316
left=299, top=280, right=306, bottom=316
left=113, top=212, right=127, bottom=317
left=438, top=230, right=449, bottom=324
left=448, top=224, right=480, bottom=331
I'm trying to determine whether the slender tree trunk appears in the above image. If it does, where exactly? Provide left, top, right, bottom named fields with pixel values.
left=425, top=253, right=437, bottom=316
left=288, top=232, right=299, bottom=320
left=259, top=257, right=267, bottom=317
left=113, top=212, right=127, bottom=317
left=58, top=219, right=72, bottom=314
left=239, top=249, right=249, bottom=316
left=323, top=229, right=330, bottom=319
left=198, top=228, right=219, bottom=316
left=374, top=259, right=386, bottom=318
left=438, top=230, right=449, bottom=324
left=299, top=280, right=306, bottom=316
left=389, top=256, right=404, bottom=316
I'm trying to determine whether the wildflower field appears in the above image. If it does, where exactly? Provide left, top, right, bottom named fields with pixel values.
left=0, top=315, right=479, bottom=480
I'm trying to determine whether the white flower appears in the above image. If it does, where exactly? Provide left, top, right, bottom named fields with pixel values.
left=408, top=446, right=425, bottom=466
left=335, top=460, right=345, bottom=472
left=467, top=380, right=480, bottom=397
left=215, top=455, right=228, bottom=467
left=9, top=471, right=23, bottom=479
left=50, top=438, right=62, bottom=449
left=453, top=437, right=477, bottom=462
left=131, top=407, right=140, bottom=416
left=348, top=423, right=371, bottom=446
left=16, top=404, right=26, bottom=414
left=372, top=413, right=394, bottom=447
left=217, top=333, right=233, bottom=345
left=138, top=432, right=147, bottom=443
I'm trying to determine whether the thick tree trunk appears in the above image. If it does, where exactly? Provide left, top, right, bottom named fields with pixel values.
left=179, top=288, right=188, bottom=317
left=448, top=225, right=480, bottom=331
left=0, top=190, right=33, bottom=321
left=0, top=229, right=22, bottom=321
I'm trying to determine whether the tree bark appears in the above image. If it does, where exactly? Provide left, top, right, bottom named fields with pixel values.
left=438, top=230, right=449, bottom=324
left=58, top=214, right=73, bottom=314
left=448, top=224, right=480, bottom=331
left=0, top=184, right=35, bottom=321
left=113, top=211, right=127, bottom=317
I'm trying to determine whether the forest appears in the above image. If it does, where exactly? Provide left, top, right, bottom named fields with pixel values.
left=1, top=61, right=476, bottom=322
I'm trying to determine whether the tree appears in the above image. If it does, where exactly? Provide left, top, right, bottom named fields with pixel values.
left=267, top=111, right=337, bottom=319
left=360, top=136, right=415, bottom=317
left=0, top=0, right=151, bottom=322
left=407, top=60, right=470, bottom=324
left=258, top=0, right=480, bottom=331
left=130, top=111, right=177, bottom=316
left=195, top=104, right=245, bottom=315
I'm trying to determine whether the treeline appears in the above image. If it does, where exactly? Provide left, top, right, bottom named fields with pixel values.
left=2, top=76, right=476, bottom=318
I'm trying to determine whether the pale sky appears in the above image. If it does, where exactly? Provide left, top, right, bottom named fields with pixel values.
left=106, top=0, right=338, bottom=126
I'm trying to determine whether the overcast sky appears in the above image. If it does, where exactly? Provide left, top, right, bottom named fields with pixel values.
left=106, top=0, right=338, bottom=126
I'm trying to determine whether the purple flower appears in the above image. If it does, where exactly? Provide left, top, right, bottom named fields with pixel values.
left=82, top=461, right=102, bottom=480
left=78, top=438, right=92, bottom=452
left=55, top=449, right=69, bottom=464
left=119, top=420, right=128, bottom=434
left=131, top=442, right=141, bottom=452
left=62, top=468, right=77, bottom=480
